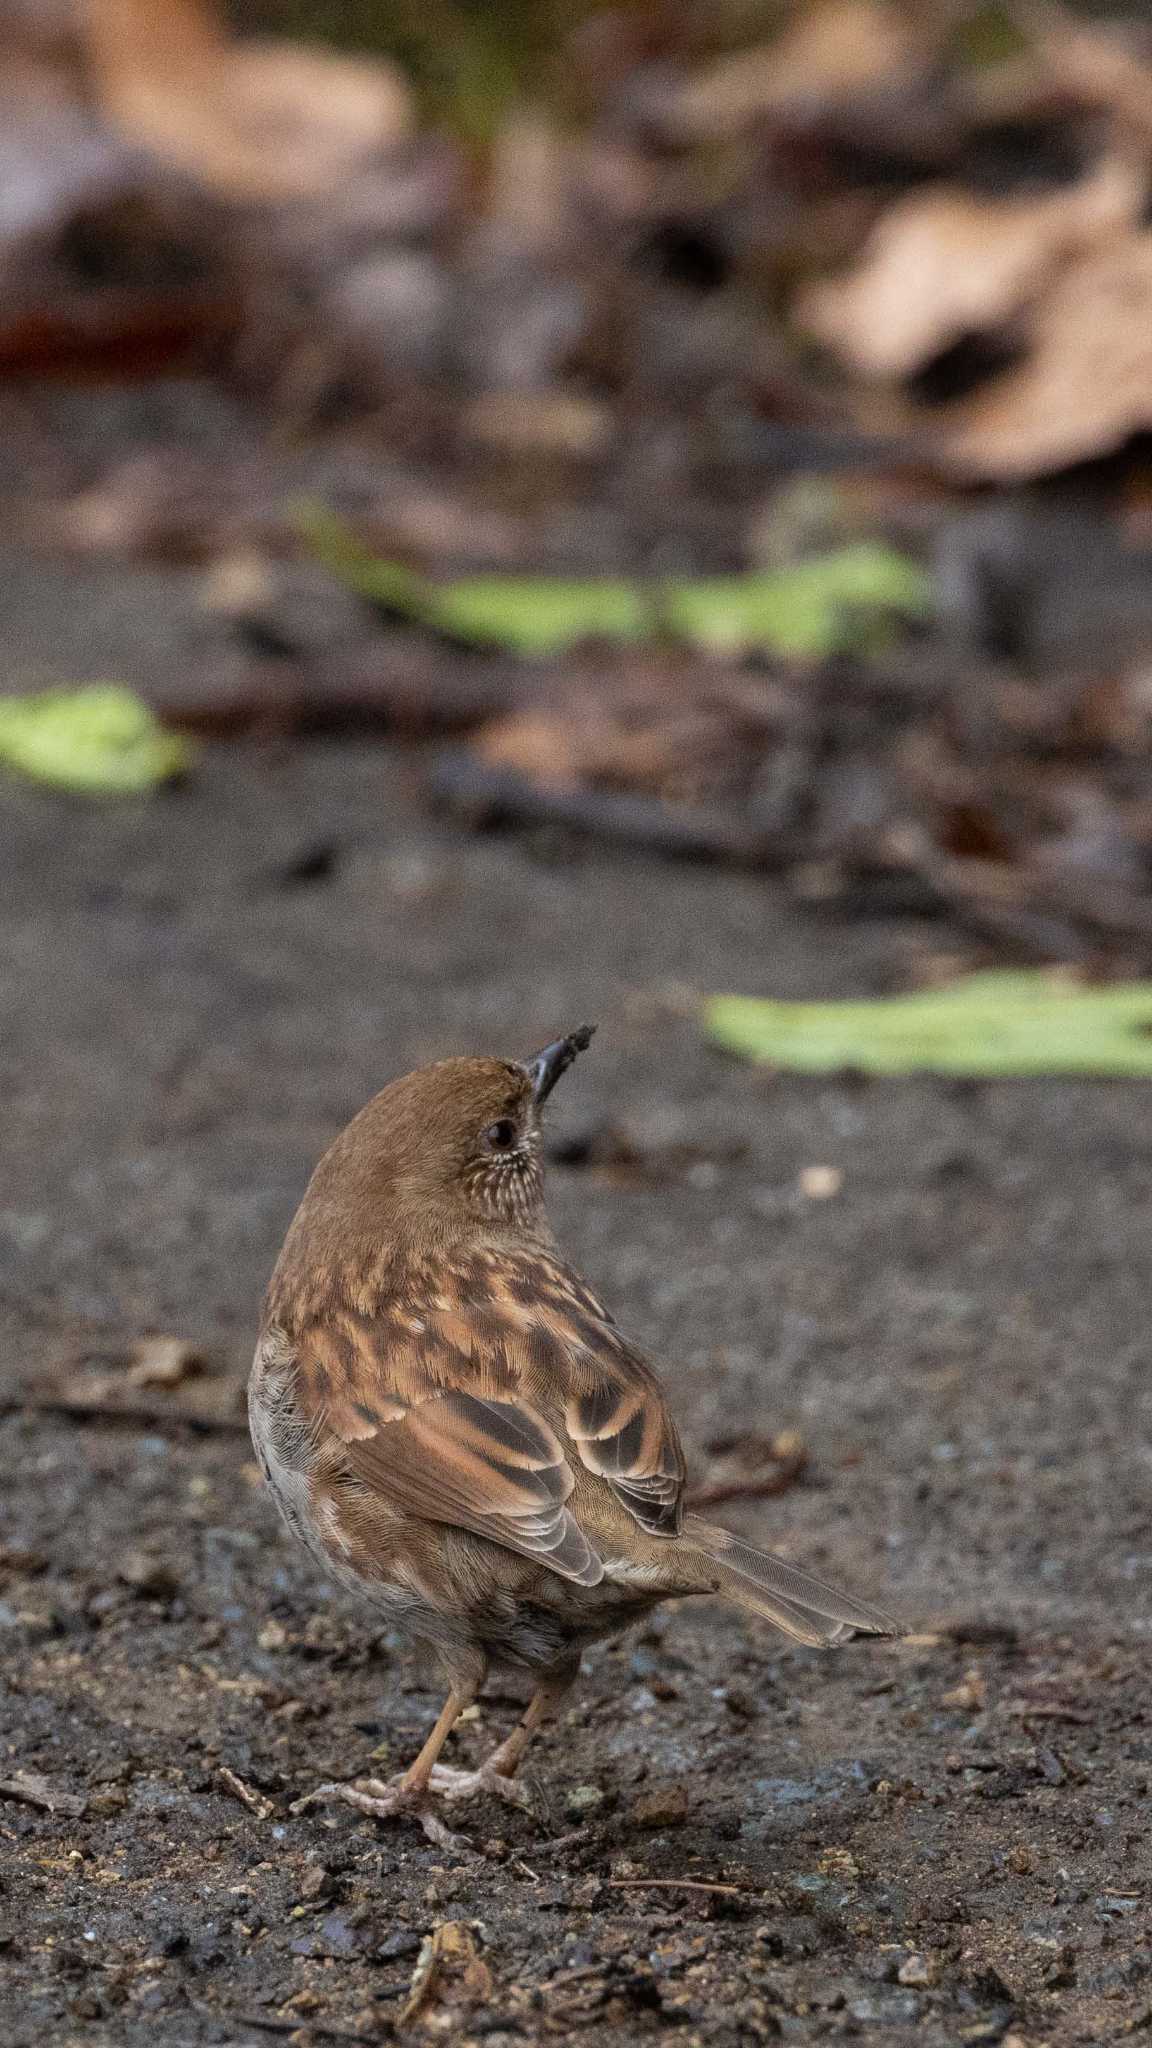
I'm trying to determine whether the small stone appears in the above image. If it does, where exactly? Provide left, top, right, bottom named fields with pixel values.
left=316, top=1912, right=363, bottom=1959
left=258, top=1620, right=289, bottom=1652
left=566, top=1783, right=605, bottom=1817
left=88, top=1789, right=128, bottom=1818
left=941, top=1667, right=987, bottom=1711
left=571, top=1877, right=603, bottom=1909
left=630, top=1784, right=688, bottom=1829
left=722, top=1684, right=760, bottom=1720
left=850, top=1992, right=922, bottom=2024
left=377, top=1930, right=422, bottom=1961
left=117, top=1551, right=179, bottom=1598
left=799, top=1164, right=842, bottom=1200
left=126, top=1337, right=203, bottom=1388
left=298, top=1863, right=334, bottom=1902
left=1008, top=1844, right=1035, bottom=1875
left=897, top=1953, right=936, bottom=1986
left=330, top=251, right=451, bottom=382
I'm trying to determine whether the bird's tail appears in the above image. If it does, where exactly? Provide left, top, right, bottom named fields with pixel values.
left=683, top=1514, right=902, bottom=1648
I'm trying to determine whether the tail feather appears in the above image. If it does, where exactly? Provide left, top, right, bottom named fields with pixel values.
left=684, top=1514, right=902, bottom=1649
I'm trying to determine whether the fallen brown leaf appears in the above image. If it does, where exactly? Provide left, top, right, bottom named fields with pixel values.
left=0, top=1769, right=87, bottom=1818
left=800, top=152, right=1145, bottom=380
left=81, top=0, right=413, bottom=202
left=1032, top=5, right=1152, bottom=140
left=125, top=1335, right=204, bottom=1389
left=401, top=1920, right=492, bottom=2027
left=674, top=0, right=930, bottom=140
left=939, top=230, right=1152, bottom=478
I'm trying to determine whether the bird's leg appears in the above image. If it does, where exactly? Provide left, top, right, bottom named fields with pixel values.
left=291, top=1686, right=477, bottom=1847
left=482, top=1666, right=578, bottom=1779
left=398, top=1688, right=473, bottom=1795
left=420, top=1663, right=579, bottom=1824
left=291, top=1665, right=578, bottom=1840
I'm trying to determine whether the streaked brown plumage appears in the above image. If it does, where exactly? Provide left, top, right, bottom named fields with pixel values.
left=250, top=1027, right=899, bottom=1840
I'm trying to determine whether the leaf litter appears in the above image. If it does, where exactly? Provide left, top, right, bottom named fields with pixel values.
left=0, top=686, right=193, bottom=794
left=301, top=506, right=930, bottom=661
left=706, top=969, right=1152, bottom=1076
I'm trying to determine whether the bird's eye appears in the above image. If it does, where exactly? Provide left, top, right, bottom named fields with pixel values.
left=483, top=1118, right=518, bottom=1152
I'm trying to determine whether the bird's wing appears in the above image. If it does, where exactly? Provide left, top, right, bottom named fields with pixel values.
left=343, top=1387, right=603, bottom=1586
left=288, top=1246, right=685, bottom=1581
left=453, top=1246, right=687, bottom=1539
left=288, top=1292, right=603, bottom=1585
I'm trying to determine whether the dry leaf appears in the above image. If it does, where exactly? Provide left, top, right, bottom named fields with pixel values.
left=401, top=1920, right=492, bottom=2026
left=487, top=107, right=571, bottom=252
left=475, top=692, right=735, bottom=802
left=675, top=0, right=928, bottom=140
left=1033, top=8, right=1152, bottom=139
left=0, top=1770, right=87, bottom=1818
left=463, top=391, right=612, bottom=461
left=800, top=152, right=1145, bottom=380
left=939, top=231, right=1152, bottom=478
left=126, top=1335, right=204, bottom=1388
left=940, top=1667, right=987, bottom=1712
left=81, top=0, right=413, bottom=202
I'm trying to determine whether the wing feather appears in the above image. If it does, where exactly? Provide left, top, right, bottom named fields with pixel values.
left=289, top=1245, right=686, bottom=1581
left=347, top=1390, right=603, bottom=1586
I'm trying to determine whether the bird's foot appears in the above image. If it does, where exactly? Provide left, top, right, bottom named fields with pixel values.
left=425, top=1760, right=550, bottom=1823
left=290, top=1760, right=547, bottom=1847
left=290, top=1772, right=463, bottom=1849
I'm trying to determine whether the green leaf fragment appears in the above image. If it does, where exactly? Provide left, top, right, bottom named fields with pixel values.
left=705, top=972, right=1152, bottom=1077
left=299, top=505, right=930, bottom=660
left=434, top=576, right=653, bottom=656
left=666, top=545, right=933, bottom=657
left=299, top=503, right=652, bottom=654
left=0, top=686, right=192, bottom=795
left=295, top=503, right=434, bottom=615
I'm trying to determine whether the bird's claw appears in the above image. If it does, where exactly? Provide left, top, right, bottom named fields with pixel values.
left=289, top=1763, right=548, bottom=1845
left=425, top=1761, right=550, bottom=1823
left=291, top=1774, right=468, bottom=1849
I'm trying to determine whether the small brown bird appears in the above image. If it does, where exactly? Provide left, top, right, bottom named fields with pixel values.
left=250, top=1028, right=898, bottom=1841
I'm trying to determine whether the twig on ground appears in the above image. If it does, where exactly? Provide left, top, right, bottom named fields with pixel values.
left=217, top=1765, right=275, bottom=1819
left=605, top=1876, right=748, bottom=1896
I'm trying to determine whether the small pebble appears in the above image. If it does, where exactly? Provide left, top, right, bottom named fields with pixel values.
left=630, top=1784, right=688, bottom=1828
left=897, top=1953, right=936, bottom=1986
left=117, top=1551, right=179, bottom=1598
left=566, top=1784, right=605, bottom=1817
left=723, top=1684, right=760, bottom=1720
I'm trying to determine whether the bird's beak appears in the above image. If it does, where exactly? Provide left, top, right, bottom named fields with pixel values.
left=525, top=1024, right=596, bottom=1106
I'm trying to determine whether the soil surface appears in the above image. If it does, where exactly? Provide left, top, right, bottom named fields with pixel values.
left=2, top=698, right=1151, bottom=2042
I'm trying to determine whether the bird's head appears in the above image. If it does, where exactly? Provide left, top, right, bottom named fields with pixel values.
left=277, top=1028, right=595, bottom=1285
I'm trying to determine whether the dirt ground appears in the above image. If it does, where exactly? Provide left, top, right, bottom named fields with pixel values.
left=2, top=676, right=1151, bottom=2042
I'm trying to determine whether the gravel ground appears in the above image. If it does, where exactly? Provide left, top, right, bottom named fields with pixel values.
left=1, top=733, right=1150, bottom=2046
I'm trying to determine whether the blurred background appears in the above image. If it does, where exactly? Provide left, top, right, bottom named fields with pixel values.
left=2, top=2, right=1152, bottom=2042
left=10, top=0, right=1152, bottom=943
